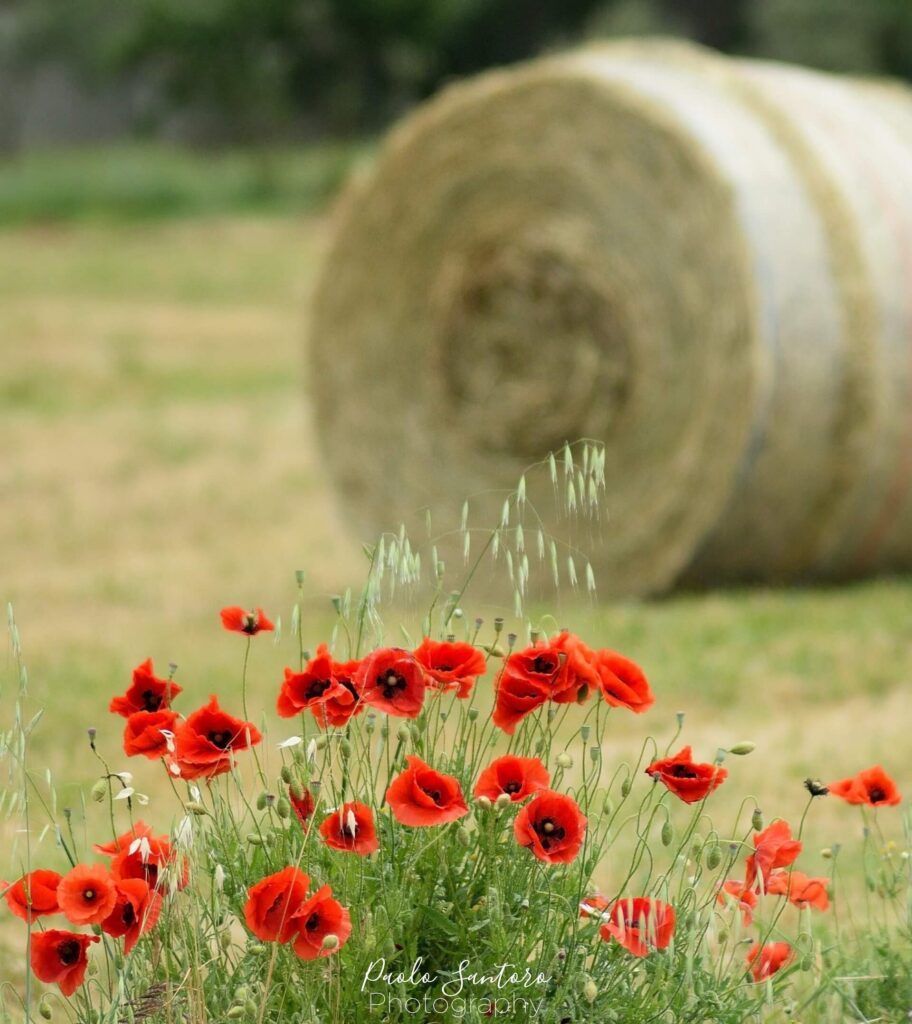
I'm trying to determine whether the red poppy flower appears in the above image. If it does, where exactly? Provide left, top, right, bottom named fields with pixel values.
left=277, top=646, right=354, bottom=719
left=765, top=870, right=829, bottom=911
left=171, top=695, right=262, bottom=780
left=386, top=755, right=469, bottom=826
left=474, top=755, right=550, bottom=803
left=413, top=638, right=487, bottom=698
left=30, top=930, right=99, bottom=997
left=93, top=821, right=154, bottom=857
left=579, top=894, right=611, bottom=919
left=110, top=833, right=188, bottom=891
left=109, top=658, right=182, bottom=718
left=828, top=765, right=901, bottom=807
left=513, top=790, right=587, bottom=864
left=290, top=786, right=316, bottom=829
left=599, top=898, right=676, bottom=957
left=592, top=650, right=654, bottom=713
left=746, top=941, right=794, bottom=982
left=122, top=709, right=179, bottom=759
left=549, top=631, right=600, bottom=702
left=319, top=802, right=379, bottom=855
left=357, top=648, right=427, bottom=718
left=291, top=884, right=352, bottom=960
left=101, top=878, right=162, bottom=954
left=220, top=606, right=274, bottom=635
left=58, top=863, right=118, bottom=925
left=3, top=869, right=61, bottom=922
left=716, top=880, right=758, bottom=927
left=313, top=657, right=364, bottom=729
left=744, top=820, right=802, bottom=891
left=491, top=668, right=549, bottom=735
left=645, top=747, right=727, bottom=804
left=244, top=866, right=311, bottom=943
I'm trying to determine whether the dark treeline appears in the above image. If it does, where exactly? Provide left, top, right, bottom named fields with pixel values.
left=7, top=0, right=912, bottom=141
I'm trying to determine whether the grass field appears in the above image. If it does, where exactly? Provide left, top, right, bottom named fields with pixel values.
left=1, top=176, right=911, bottom=987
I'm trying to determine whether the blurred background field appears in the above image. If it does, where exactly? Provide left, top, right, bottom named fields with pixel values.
left=2, top=0, right=912, bottom=987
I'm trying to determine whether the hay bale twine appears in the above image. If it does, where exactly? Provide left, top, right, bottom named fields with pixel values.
left=309, top=40, right=912, bottom=597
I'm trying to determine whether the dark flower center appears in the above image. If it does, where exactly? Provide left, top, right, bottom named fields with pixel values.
left=121, top=902, right=136, bottom=926
left=436, top=664, right=454, bottom=673
left=341, top=823, right=358, bottom=839
left=668, top=764, right=698, bottom=779
left=421, top=786, right=443, bottom=804
left=868, top=786, right=886, bottom=803
left=141, top=689, right=163, bottom=712
left=305, top=678, right=332, bottom=701
left=380, top=671, right=408, bottom=700
left=340, top=678, right=358, bottom=699
left=207, top=729, right=234, bottom=749
left=83, top=889, right=96, bottom=902
left=531, top=656, right=557, bottom=675
left=58, top=939, right=80, bottom=966
left=242, top=613, right=258, bottom=634
left=534, top=817, right=566, bottom=850
left=305, top=912, right=321, bottom=931
left=504, top=781, right=522, bottom=795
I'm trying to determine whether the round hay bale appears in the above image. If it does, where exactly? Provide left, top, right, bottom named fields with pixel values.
left=308, top=40, right=912, bottom=597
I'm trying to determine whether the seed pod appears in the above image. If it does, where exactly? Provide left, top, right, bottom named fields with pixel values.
left=276, top=797, right=291, bottom=819
left=90, top=779, right=107, bottom=803
left=467, top=707, right=479, bottom=721
left=661, top=820, right=673, bottom=846
left=580, top=725, right=591, bottom=742
left=280, top=766, right=293, bottom=784
left=751, top=808, right=764, bottom=832
left=590, top=746, right=600, bottom=763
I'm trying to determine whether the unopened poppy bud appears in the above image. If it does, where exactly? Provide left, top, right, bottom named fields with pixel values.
left=246, top=834, right=264, bottom=847
left=717, top=926, right=729, bottom=944
left=556, top=752, right=573, bottom=770
left=380, top=723, right=389, bottom=739
left=800, top=955, right=813, bottom=972
left=476, top=796, right=492, bottom=811
left=280, top=766, right=293, bottom=784
left=234, top=987, right=249, bottom=1002
left=292, top=747, right=306, bottom=765
left=602, top=796, right=613, bottom=816
left=276, top=797, right=291, bottom=819
left=751, top=808, right=763, bottom=832
left=289, top=782, right=304, bottom=801
left=706, top=844, right=722, bottom=870
left=582, top=979, right=598, bottom=1004
left=821, top=847, right=833, bottom=859
left=547, top=707, right=557, bottom=722
left=226, top=1008, right=244, bottom=1020
left=245, top=1000, right=258, bottom=1017
left=87, top=962, right=98, bottom=977
left=365, top=719, right=376, bottom=734
left=495, top=793, right=512, bottom=810
left=534, top=738, right=546, bottom=754
left=661, top=820, right=673, bottom=846
left=396, top=724, right=411, bottom=744
left=248, top=943, right=267, bottom=954
left=184, top=802, right=208, bottom=816
left=409, top=724, right=420, bottom=743
left=456, top=827, right=471, bottom=847
left=580, top=725, right=591, bottom=742
left=322, top=934, right=340, bottom=951
left=90, top=779, right=107, bottom=803
left=39, top=997, right=53, bottom=1020
left=256, top=792, right=269, bottom=811
left=620, top=778, right=632, bottom=798
left=315, top=735, right=328, bottom=751
left=728, top=742, right=755, bottom=756
left=467, top=707, right=479, bottom=721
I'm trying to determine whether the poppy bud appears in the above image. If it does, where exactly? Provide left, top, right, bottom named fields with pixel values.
left=602, top=795, right=613, bottom=815
left=582, top=979, right=598, bottom=1004
left=476, top=796, right=492, bottom=811
left=90, top=779, right=107, bottom=803
left=315, top=735, right=328, bottom=751
left=248, top=943, right=267, bottom=954
left=292, top=747, right=306, bottom=765
left=661, top=820, right=673, bottom=847
left=728, top=742, right=755, bottom=756
left=184, top=801, right=208, bottom=816
left=706, top=843, right=722, bottom=870
left=580, top=725, right=591, bottom=742
left=365, top=719, right=376, bottom=735
left=295, top=569, right=305, bottom=587
left=256, top=792, right=268, bottom=810
left=245, top=1001, right=258, bottom=1017
left=547, top=708, right=557, bottom=722
left=620, top=778, right=632, bottom=798
left=440, top=711, right=448, bottom=722
left=246, top=834, right=265, bottom=847
left=227, top=1008, right=244, bottom=1020
left=39, top=998, right=53, bottom=1020
left=280, top=766, right=293, bottom=784
left=556, top=752, right=573, bottom=770
left=396, top=724, right=411, bottom=743
left=322, top=934, right=340, bottom=951
left=456, top=827, right=471, bottom=847
left=276, top=797, right=291, bottom=819
left=340, top=738, right=352, bottom=756
left=495, top=793, right=512, bottom=810
left=751, top=808, right=764, bottom=832
left=409, top=724, right=420, bottom=744
left=717, top=927, right=729, bottom=944
left=800, top=955, right=813, bottom=972
left=289, top=782, right=304, bottom=801
left=468, top=707, right=479, bottom=721
left=235, top=987, right=249, bottom=1002
left=484, top=644, right=506, bottom=658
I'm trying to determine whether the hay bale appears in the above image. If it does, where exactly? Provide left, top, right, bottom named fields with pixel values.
left=309, top=41, right=912, bottom=597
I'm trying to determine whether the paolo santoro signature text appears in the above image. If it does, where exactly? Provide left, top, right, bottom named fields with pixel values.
left=361, top=957, right=552, bottom=997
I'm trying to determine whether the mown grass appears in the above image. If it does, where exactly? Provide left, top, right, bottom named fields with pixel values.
left=0, top=141, right=370, bottom=225
left=0, top=160, right=910, bottom=1009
